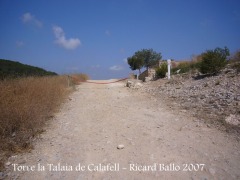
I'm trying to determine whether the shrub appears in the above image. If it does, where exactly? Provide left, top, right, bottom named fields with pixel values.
left=175, top=62, right=190, bottom=73
left=156, top=62, right=168, bottom=78
left=199, top=47, right=230, bottom=75
left=0, top=59, right=57, bottom=80
left=171, top=61, right=192, bottom=74
left=171, top=55, right=203, bottom=75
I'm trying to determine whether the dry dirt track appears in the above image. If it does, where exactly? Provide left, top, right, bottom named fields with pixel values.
left=8, top=80, right=240, bottom=180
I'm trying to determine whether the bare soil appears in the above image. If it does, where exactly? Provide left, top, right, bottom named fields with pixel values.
left=4, top=80, right=240, bottom=180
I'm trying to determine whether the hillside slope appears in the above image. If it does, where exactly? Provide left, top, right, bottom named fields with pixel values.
left=137, top=65, right=240, bottom=133
left=0, top=59, right=57, bottom=79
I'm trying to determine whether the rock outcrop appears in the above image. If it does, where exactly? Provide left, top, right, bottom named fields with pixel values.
left=126, top=79, right=143, bottom=89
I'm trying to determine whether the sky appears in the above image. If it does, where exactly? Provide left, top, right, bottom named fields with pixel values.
left=0, top=0, right=240, bottom=79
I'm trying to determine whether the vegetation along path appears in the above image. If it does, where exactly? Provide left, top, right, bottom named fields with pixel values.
left=6, top=80, right=240, bottom=179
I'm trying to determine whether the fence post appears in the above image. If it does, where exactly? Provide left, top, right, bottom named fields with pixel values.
left=167, top=59, right=171, bottom=80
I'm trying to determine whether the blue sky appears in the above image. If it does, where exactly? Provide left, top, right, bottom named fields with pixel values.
left=0, top=0, right=239, bottom=79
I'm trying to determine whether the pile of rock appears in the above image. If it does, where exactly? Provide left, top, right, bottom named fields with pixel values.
left=125, top=79, right=143, bottom=89
left=129, top=67, right=240, bottom=131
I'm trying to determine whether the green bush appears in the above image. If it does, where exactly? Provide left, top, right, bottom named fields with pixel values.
left=0, top=59, right=57, bottom=80
left=199, top=47, right=229, bottom=75
left=156, top=62, right=168, bottom=78
left=171, top=62, right=191, bottom=74
left=171, top=59, right=202, bottom=74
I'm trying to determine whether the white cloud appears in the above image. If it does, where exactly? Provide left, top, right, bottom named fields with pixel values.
left=21, top=12, right=43, bottom=27
left=22, top=13, right=32, bottom=22
left=123, top=58, right=128, bottom=63
left=109, top=65, right=123, bottom=71
left=53, top=25, right=81, bottom=50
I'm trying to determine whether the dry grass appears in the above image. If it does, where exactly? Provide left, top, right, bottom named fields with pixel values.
left=68, top=73, right=89, bottom=85
left=0, top=74, right=88, bottom=170
left=71, top=73, right=89, bottom=82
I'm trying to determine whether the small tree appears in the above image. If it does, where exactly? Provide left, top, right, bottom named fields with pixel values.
left=134, top=49, right=162, bottom=70
left=127, top=55, right=144, bottom=74
left=156, top=62, right=168, bottom=78
left=200, top=47, right=230, bottom=74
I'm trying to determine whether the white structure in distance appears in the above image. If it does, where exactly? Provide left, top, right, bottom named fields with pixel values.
left=167, top=59, right=171, bottom=80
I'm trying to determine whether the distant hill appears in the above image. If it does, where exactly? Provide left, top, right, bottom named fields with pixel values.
left=0, top=59, right=57, bottom=80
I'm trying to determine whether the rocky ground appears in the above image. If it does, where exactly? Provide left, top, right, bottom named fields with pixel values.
left=128, top=65, right=240, bottom=134
left=2, top=78, right=240, bottom=180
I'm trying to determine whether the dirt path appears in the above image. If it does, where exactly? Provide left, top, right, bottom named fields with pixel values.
left=7, top=80, right=240, bottom=179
